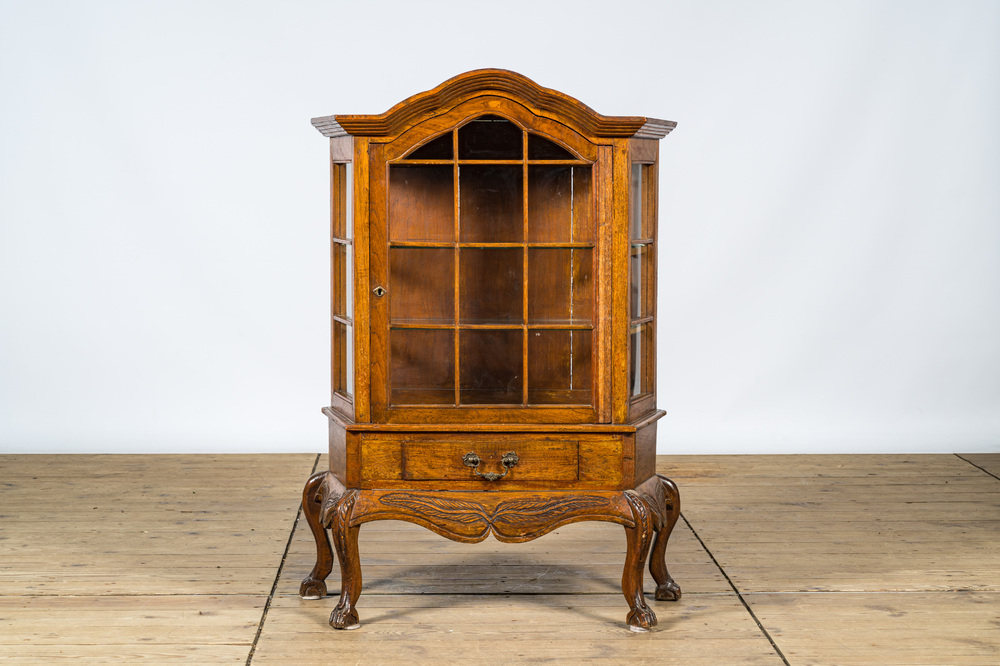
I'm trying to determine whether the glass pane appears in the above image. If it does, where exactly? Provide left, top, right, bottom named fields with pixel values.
left=404, top=132, right=453, bottom=160
left=345, top=242, right=353, bottom=318
left=528, top=166, right=593, bottom=243
left=528, top=133, right=574, bottom=160
left=332, top=243, right=347, bottom=318
left=459, top=248, right=522, bottom=324
left=389, top=165, right=454, bottom=242
left=460, top=329, right=522, bottom=405
left=528, top=329, right=591, bottom=404
left=528, top=248, right=592, bottom=324
left=332, top=163, right=353, bottom=240
left=333, top=321, right=353, bottom=399
left=346, top=323, right=354, bottom=396
left=528, top=166, right=570, bottom=242
left=629, top=323, right=654, bottom=397
left=630, top=243, right=653, bottom=320
left=458, top=116, right=522, bottom=160
left=344, top=162, right=353, bottom=240
left=630, top=163, right=643, bottom=240
left=391, top=329, right=455, bottom=405
left=390, top=248, right=454, bottom=324
left=572, top=167, right=593, bottom=243
left=459, top=165, right=523, bottom=242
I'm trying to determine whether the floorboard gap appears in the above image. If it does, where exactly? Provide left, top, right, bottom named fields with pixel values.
left=245, top=453, right=319, bottom=664
left=681, top=512, right=790, bottom=666
left=955, top=453, right=1000, bottom=482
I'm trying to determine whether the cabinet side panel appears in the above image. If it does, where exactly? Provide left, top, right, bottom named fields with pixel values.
left=329, top=419, right=347, bottom=481
left=635, top=421, right=657, bottom=484
left=346, top=430, right=363, bottom=487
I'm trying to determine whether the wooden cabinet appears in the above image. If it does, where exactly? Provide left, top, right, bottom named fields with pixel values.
left=300, top=70, right=680, bottom=631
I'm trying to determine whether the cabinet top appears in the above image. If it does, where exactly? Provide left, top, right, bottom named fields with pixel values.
left=312, top=69, right=675, bottom=141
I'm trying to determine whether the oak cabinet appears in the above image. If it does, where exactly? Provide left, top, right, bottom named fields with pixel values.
left=300, top=70, right=680, bottom=631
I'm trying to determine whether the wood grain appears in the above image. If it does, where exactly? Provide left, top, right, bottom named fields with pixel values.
left=315, top=69, right=675, bottom=140
left=3, top=453, right=999, bottom=663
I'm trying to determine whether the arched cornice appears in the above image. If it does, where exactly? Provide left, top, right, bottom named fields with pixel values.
left=311, top=69, right=675, bottom=140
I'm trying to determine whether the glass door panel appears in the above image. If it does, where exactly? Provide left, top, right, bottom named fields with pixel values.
left=458, top=116, right=522, bottom=159
left=389, top=165, right=454, bottom=242
left=390, top=328, right=455, bottom=405
left=528, top=329, right=592, bottom=404
left=458, top=165, right=522, bottom=243
left=383, top=116, right=599, bottom=413
left=459, top=248, right=523, bottom=324
left=389, top=247, right=454, bottom=324
left=404, top=132, right=453, bottom=160
left=459, top=329, right=522, bottom=404
left=528, top=133, right=575, bottom=160
left=527, top=166, right=593, bottom=243
left=527, top=248, right=593, bottom=324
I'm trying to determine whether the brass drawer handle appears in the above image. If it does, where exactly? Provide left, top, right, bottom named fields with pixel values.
left=462, top=451, right=519, bottom=481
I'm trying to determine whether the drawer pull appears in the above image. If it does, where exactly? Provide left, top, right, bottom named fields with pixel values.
left=462, top=451, right=519, bottom=481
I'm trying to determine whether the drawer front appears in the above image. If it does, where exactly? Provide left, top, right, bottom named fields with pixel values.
left=358, top=433, right=625, bottom=490
left=403, top=440, right=579, bottom=483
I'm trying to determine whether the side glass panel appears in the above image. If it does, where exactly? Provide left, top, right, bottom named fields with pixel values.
left=332, top=162, right=354, bottom=400
left=386, top=118, right=595, bottom=408
left=629, top=163, right=655, bottom=399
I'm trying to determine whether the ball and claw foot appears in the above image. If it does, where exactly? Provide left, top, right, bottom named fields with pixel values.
left=329, top=604, right=361, bottom=630
left=299, top=578, right=327, bottom=600
left=655, top=579, right=682, bottom=601
left=626, top=604, right=657, bottom=633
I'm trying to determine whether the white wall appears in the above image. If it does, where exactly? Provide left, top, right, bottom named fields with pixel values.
left=1, top=0, right=997, bottom=454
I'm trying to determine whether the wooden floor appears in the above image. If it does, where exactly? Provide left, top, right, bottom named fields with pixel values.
left=1, top=453, right=998, bottom=664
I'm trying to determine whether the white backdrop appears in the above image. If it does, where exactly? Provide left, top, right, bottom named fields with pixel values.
left=1, top=0, right=998, bottom=454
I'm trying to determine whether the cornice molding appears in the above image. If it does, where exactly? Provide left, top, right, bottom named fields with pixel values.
left=311, top=69, right=675, bottom=140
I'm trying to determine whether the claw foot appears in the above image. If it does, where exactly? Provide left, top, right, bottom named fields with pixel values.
left=655, top=580, right=682, bottom=601
left=329, top=604, right=360, bottom=630
left=626, top=604, right=657, bottom=632
left=299, top=578, right=327, bottom=600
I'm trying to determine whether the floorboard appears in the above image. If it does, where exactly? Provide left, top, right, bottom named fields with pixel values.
left=1, top=452, right=998, bottom=663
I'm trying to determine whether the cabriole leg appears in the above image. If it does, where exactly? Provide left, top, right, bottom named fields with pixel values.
left=329, top=492, right=362, bottom=629
left=299, top=471, right=334, bottom=599
left=622, top=492, right=657, bottom=632
left=649, top=474, right=682, bottom=601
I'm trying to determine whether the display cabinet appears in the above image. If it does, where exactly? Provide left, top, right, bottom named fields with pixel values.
left=300, top=69, right=679, bottom=631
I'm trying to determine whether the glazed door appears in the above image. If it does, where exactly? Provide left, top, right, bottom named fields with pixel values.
left=369, top=104, right=607, bottom=424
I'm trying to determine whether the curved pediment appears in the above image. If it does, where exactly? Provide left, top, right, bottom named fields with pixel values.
left=312, top=69, right=675, bottom=140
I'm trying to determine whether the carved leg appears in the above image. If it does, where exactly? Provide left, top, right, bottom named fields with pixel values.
left=299, top=471, right=334, bottom=599
left=649, top=474, right=682, bottom=601
left=329, top=491, right=362, bottom=630
left=622, top=492, right=657, bottom=632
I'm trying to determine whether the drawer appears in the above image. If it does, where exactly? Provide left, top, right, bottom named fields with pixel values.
left=402, top=440, right=579, bottom=482
left=358, top=433, right=624, bottom=489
